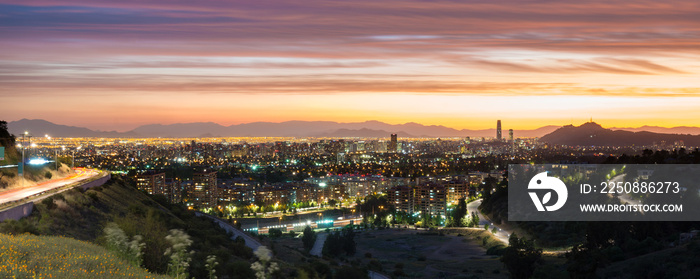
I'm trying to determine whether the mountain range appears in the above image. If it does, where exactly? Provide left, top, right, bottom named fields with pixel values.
left=610, top=126, right=700, bottom=135
left=7, top=119, right=559, bottom=138
left=7, top=119, right=140, bottom=138
left=7, top=119, right=700, bottom=144
left=541, top=122, right=700, bottom=146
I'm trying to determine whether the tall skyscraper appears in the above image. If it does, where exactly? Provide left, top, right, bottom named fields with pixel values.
left=509, top=129, right=514, bottom=142
left=496, top=120, right=502, bottom=141
left=388, top=133, right=398, bottom=152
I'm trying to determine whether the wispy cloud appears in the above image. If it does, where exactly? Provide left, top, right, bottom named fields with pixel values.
left=2, top=0, right=700, bottom=128
left=2, top=72, right=699, bottom=98
left=2, top=1, right=700, bottom=54
left=467, top=57, right=688, bottom=75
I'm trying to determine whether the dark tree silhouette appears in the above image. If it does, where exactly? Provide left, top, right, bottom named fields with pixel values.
left=500, top=233, right=542, bottom=279
left=302, top=226, right=316, bottom=251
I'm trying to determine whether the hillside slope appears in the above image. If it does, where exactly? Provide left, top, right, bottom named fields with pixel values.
left=0, top=233, right=169, bottom=279
left=540, top=122, right=700, bottom=146
left=0, top=176, right=253, bottom=278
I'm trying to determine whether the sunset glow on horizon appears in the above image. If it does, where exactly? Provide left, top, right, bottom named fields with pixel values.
left=2, top=0, right=700, bottom=131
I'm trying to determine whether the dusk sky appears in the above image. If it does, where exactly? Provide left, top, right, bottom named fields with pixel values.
left=2, top=0, right=699, bottom=131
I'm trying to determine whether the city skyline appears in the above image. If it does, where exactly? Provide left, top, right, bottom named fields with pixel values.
left=2, top=1, right=700, bottom=131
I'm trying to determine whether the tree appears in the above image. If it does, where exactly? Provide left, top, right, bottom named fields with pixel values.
left=434, top=214, right=443, bottom=227
left=0, top=120, right=16, bottom=149
left=341, top=227, right=356, bottom=256
left=268, top=228, right=283, bottom=238
left=482, top=176, right=497, bottom=201
left=566, top=244, right=601, bottom=279
left=323, top=227, right=357, bottom=257
left=500, top=233, right=542, bottom=279
left=449, top=197, right=468, bottom=227
left=302, top=226, right=316, bottom=251
left=323, top=231, right=343, bottom=257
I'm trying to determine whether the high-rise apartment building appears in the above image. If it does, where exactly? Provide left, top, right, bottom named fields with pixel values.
left=388, top=133, right=398, bottom=152
left=390, top=185, right=414, bottom=214
left=164, top=178, right=182, bottom=203
left=136, top=172, right=165, bottom=195
left=414, top=182, right=446, bottom=218
left=189, top=171, right=218, bottom=207
left=509, top=129, right=514, bottom=142
left=496, top=120, right=502, bottom=141
left=444, top=179, right=469, bottom=206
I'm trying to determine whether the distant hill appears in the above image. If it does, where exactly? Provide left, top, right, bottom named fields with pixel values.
left=7, top=119, right=562, bottom=138
left=317, top=128, right=416, bottom=138
left=8, top=119, right=137, bottom=138
left=612, top=126, right=700, bottom=135
left=125, top=121, right=558, bottom=138
left=13, top=119, right=699, bottom=140
left=513, top=125, right=560, bottom=138
left=540, top=122, right=700, bottom=146
left=130, top=122, right=229, bottom=138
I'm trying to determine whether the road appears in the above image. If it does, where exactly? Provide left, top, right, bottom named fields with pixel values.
left=608, top=174, right=642, bottom=206
left=0, top=168, right=99, bottom=204
left=368, top=270, right=390, bottom=279
left=309, top=232, right=327, bottom=257
left=466, top=199, right=511, bottom=244
left=465, top=199, right=569, bottom=254
left=195, top=212, right=263, bottom=250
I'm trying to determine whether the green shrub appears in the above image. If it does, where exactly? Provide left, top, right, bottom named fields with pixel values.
left=0, top=219, right=39, bottom=235
left=268, top=228, right=283, bottom=238
left=487, top=244, right=506, bottom=255
left=39, top=196, right=53, bottom=207
left=86, top=191, right=99, bottom=201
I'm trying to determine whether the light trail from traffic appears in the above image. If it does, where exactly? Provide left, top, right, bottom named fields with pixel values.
left=0, top=168, right=100, bottom=204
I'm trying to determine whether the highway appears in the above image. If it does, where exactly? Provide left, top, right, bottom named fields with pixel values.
left=0, top=168, right=100, bottom=205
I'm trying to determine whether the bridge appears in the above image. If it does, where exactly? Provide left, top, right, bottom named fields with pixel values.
left=0, top=168, right=109, bottom=221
